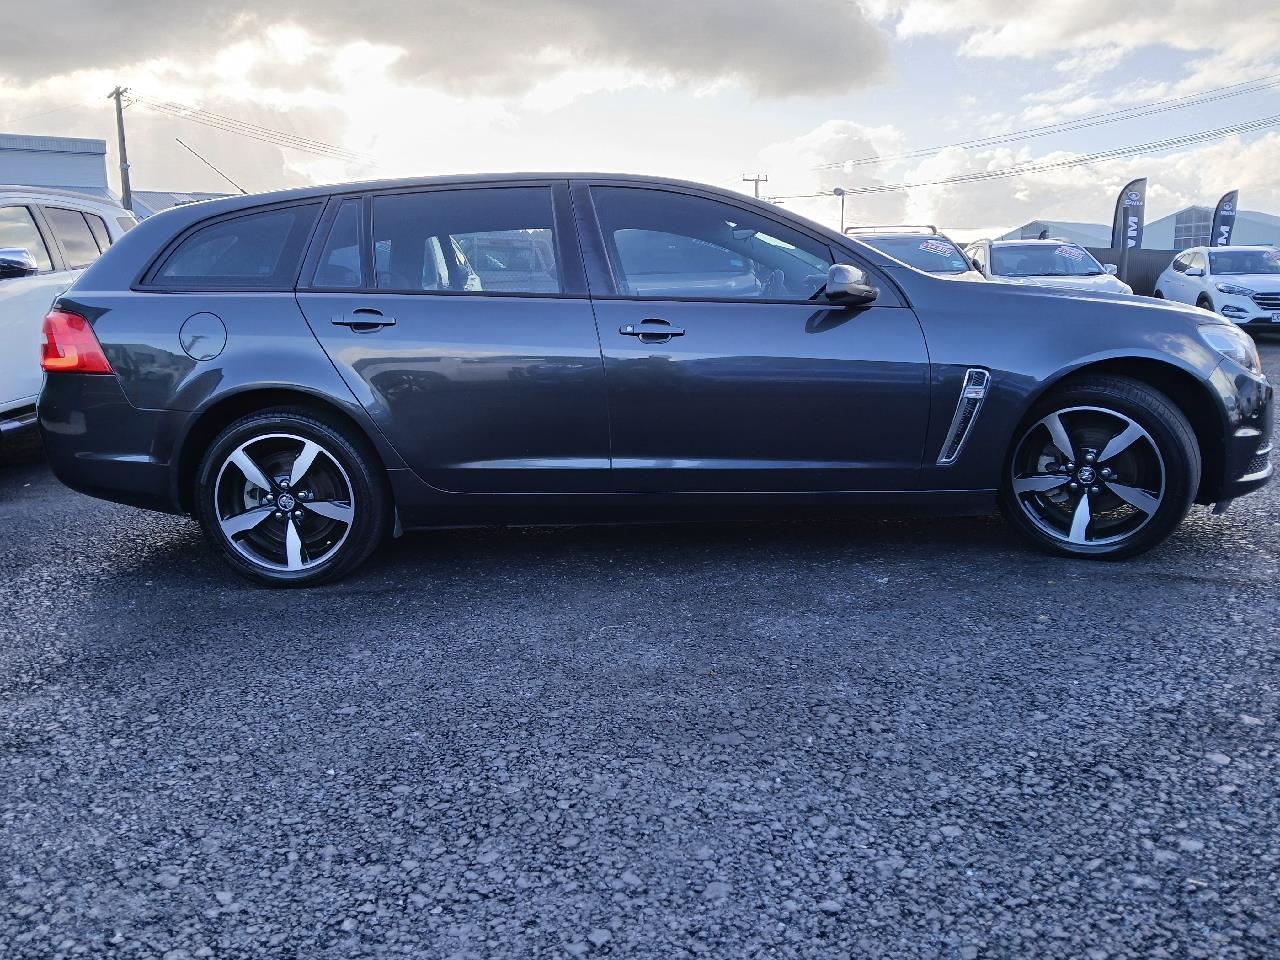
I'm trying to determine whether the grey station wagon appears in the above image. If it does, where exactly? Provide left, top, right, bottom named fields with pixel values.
left=35, top=174, right=1273, bottom=585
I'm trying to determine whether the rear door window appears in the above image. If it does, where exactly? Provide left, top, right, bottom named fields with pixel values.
left=84, top=213, right=112, bottom=252
left=43, top=207, right=101, bottom=269
left=371, top=187, right=561, bottom=294
left=0, top=205, right=53, bottom=272
left=154, top=203, right=321, bottom=287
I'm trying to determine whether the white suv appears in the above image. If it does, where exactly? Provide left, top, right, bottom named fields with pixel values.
left=0, top=188, right=136, bottom=433
left=964, top=238, right=1133, bottom=295
left=1154, top=245, right=1280, bottom=328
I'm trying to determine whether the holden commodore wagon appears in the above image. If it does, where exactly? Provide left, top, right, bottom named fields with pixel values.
left=37, top=174, right=1273, bottom=585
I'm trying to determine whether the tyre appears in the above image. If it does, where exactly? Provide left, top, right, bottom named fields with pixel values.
left=999, top=376, right=1200, bottom=559
left=1196, top=295, right=1214, bottom=312
left=194, top=408, right=390, bottom=586
left=1152, top=290, right=1164, bottom=299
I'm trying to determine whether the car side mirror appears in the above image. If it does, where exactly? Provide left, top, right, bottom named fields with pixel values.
left=825, top=263, right=878, bottom=306
left=1103, top=263, right=1118, bottom=275
left=1186, top=266, right=1204, bottom=277
left=0, top=247, right=38, bottom=281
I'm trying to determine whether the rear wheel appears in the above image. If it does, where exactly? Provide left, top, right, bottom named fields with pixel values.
left=195, top=409, right=390, bottom=586
left=1000, top=377, right=1200, bottom=559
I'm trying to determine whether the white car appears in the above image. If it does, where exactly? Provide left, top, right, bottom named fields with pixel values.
left=964, top=238, right=1133, bottom=295
left=0, top=187, right=136, bottom=433
left=1153, top=245, right=1280, bottom=329
left=846, top=225, right=986, bottom=281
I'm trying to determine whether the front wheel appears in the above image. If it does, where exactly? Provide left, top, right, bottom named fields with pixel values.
left=1000, top=377, right=1200, bottom=559
left=194, top=408, right=390, bottom=586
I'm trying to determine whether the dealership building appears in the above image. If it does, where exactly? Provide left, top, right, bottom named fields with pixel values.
left=0, top=131, right=228, bottom=217
left=1001, top=206, right=1280, bottom=249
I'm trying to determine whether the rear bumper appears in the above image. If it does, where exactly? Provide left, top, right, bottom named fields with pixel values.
left=37, top=373, right=183, bottom=513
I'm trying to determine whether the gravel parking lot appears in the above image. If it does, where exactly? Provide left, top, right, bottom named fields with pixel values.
left=3, top=337, right=1278, bottom=960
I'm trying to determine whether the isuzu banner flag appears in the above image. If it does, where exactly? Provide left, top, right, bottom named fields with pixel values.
left=1210, top=190, right=1239, bottom=247
left=1110, top=178, right=1147, bottom=250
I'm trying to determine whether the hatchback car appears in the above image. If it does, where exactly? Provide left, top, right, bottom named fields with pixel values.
left=38, top=174, right=1272, bottom=585
left=1154, top=245, right=1280, bottom=327
left=965, top=238, right=1133, bottom=296
left=1, top=187, right=136, bottom=434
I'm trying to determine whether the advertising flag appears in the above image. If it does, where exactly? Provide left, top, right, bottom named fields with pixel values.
left=1110, top=178, right=1147, bottom=250
left=1210, top=190, right=1239, bottom=247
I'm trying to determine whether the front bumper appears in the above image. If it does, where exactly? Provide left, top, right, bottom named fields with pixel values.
left=1215, top=291, right=1280, bottom=327
left=1210, top=360, right=1273, bottom=503
left=38, top=373, right=184, bottom=513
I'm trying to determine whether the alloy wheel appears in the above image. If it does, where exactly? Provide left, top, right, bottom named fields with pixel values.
left=213, top=433, right=356, bottom=572
left=1009, top=405, right=1166, bottom=549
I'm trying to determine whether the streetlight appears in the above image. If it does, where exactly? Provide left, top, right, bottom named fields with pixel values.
left=832, top=188, right=847, bottom=233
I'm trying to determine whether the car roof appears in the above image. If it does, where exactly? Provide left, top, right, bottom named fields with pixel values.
left=989, top=238, right=1087, bottom=246
left=0, top=185, right=132, bottom=212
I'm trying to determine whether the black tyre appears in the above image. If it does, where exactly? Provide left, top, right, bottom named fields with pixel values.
left=1196, top=295, right=1214, bottom=312
left=1152, top=290, right=1164, bottom=299
left=194, top=408, right=390, bottom=586
left=999, top=376, right=1200, bottom=559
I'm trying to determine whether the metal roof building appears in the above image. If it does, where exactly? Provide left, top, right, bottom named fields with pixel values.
left=0, top=132, right=117, bottom=202
left=130, top=190, right=233, bottom=219
left=1001, top=208, right=1280, bottom=250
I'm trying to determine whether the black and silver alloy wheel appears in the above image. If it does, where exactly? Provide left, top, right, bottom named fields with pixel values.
left=215, top=433, right=356, bottom=572
left=196, top=408, right=390, bottom=586
left=1000, top=376, right=1200, bottom=559
left=1010, top=406, right=1165, bottom=548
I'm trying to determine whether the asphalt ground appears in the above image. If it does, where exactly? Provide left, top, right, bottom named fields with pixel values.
left=2, top=335, right=1278, bottom=959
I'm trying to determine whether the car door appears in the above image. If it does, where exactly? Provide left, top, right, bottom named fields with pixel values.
left=575, top=182, right=930, bottom=493
left=297, top=182, right=611, bottom=494
left=0, top=204, right=72, bottom=410
left=1187, top=252, right=1210, bottom=304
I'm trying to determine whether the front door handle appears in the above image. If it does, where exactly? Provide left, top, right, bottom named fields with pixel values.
left=620, top=318, right=685, bottom=343
left=332, top=308, right=396, bottom=331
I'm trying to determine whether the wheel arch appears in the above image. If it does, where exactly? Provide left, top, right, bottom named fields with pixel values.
left=1023, top=357, right=1226, bottom=504
left=173, top=387, right=399, bottom=513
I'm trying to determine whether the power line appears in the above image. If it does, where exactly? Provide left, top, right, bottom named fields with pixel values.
left=0, top=103, right=85, bottom=126
left=813, top=72, right=1280, bottom=171
left=175, top=137, right=247, bottom=194
left=772, top=112, right=1280, bottom=200
left=124, top=93, right=378, bottom=166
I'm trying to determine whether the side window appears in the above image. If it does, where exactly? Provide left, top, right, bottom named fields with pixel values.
left=116, top=216, right=136, bottom=234
left=0, top=205, right=53, bottom=273
left=312, top=199, right=362, bottom=288
left=371, top=187, right=560, bottom=294
left=84, top=213, right=112, bottom=252
left=1190, top=253, right=1207, bottom=273
left=1171, top=254, right=1189, bottom=273
left=591, top=187, right=832, bottom=300
left=43, top=207, right=100, bottom=269
left=155, top=204, right=320, bottom=287
left=970, top=246, right=987, bottom=271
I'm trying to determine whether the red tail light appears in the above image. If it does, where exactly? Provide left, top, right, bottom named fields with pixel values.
left=41, top=310, right=112, bottom=374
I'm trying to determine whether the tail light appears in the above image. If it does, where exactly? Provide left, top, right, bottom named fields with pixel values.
left=41, top=310, right=112, bottom=374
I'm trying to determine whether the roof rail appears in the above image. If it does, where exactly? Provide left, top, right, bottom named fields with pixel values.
left=844, top=224, right=939, bottom=236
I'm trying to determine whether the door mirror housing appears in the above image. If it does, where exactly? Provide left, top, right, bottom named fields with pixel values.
left=1186, top=266, right=1205, bottom=277
left=825, top=263, right=878, bottom=306
left=1103, top=263, right=1118, bottom=275
left=0, top=247, right=39, bottom=281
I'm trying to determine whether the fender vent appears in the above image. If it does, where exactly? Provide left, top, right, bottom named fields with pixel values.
left=937, top=368, right=990, bottom=465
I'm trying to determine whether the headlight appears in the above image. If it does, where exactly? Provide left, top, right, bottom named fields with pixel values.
left=1199, top=322, right=1262, bottom=374
left=1215, top=281, right=1256, bottom=297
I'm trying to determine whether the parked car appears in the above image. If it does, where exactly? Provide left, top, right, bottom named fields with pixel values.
left=1, top=187, right=136, bottom=434
left=38, top=174, right=1272, bottom=585
left=965, top=238, right=1133, bottom=295
left=1153, top=245, right=1280, bottom=328
left=846, top=225, right=984, bottom=280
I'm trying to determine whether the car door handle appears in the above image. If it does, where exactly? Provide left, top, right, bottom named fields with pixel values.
left=332, top=309, right=396, bottom=331
left=620, top=319, right=685, bottom=341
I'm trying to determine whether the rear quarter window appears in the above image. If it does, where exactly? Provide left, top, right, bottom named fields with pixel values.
left=150, top=203, right=321, bottom=288
left=43, top=206, right=101, bottom=269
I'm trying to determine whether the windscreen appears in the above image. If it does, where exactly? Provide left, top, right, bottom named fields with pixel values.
left=990, top=243, right=1105, bottom=278
left=861, top=235, right=971, bottom=274
left=1208, top=248, right=1280, bottom=276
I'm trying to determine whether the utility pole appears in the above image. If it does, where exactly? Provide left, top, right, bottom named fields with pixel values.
left=833, top=188, right=847, bottom=234
left=743, top=173, right=768, bottom=199
left=108, top=87, right=133, bottom=212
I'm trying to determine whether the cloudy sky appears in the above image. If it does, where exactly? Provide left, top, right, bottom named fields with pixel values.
left=2, top=1, right=1277, bottom=240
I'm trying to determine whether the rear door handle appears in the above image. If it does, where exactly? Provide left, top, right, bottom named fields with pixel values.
left=332, top=308, right=396, bottom=331
left=620, top=319, right=685, bottom=341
